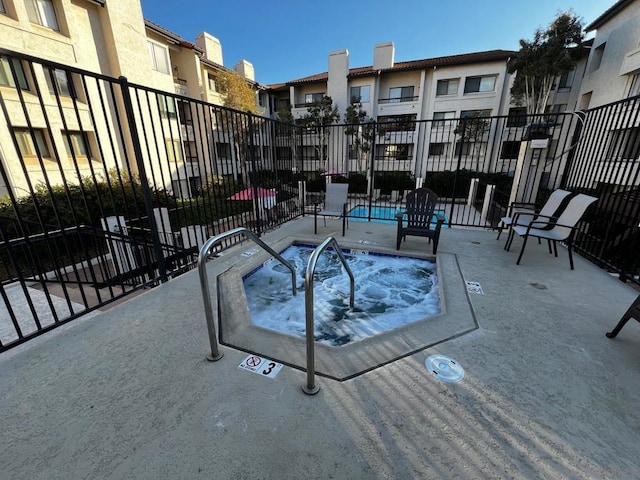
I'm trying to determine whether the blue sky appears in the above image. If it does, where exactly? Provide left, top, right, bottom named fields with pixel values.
left=140, top=0, right=616, bottom=86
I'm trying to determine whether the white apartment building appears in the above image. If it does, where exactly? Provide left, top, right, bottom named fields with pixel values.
left=579, top=0, right=640, bottom=108
left=0, top=0, right=261, bottom=198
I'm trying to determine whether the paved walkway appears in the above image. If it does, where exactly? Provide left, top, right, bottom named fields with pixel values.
left=1, top=218, right=639, bottom=479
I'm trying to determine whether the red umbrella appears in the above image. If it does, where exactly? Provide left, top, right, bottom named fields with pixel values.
left=227, top=187, right=277, bottom=200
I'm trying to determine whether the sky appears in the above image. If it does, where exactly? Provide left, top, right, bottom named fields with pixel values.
left=140, top=0, right=617, bottom=86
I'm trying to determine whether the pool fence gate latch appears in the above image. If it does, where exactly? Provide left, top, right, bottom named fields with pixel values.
left=425, top=354, right=464, bottom=383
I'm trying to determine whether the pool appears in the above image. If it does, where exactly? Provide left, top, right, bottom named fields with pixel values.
left=348, top=205, right=449, bottom=225
left=243, top=244, right=440, bottom=346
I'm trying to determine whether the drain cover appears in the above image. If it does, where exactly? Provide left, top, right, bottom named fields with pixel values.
left=425, top=354, right=464, bottom=383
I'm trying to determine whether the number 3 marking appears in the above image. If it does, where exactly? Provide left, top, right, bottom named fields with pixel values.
left=262, top=362, right=276, bottom=375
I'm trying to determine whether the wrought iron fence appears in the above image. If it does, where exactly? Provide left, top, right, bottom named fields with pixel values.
left=0, top=48, right=639, bottom=352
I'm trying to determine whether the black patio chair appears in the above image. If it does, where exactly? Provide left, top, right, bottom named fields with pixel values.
left=395, top=187, right=444, bottom=254
left=606, top=294, right=640, bottom=338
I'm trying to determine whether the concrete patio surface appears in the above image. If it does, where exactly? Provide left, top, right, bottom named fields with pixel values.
left=1, top=217, right=639, bottom=479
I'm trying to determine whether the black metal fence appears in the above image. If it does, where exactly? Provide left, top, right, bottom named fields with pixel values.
left=1, top=48, right=639, bottom=352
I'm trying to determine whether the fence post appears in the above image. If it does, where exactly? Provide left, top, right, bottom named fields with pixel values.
left=467, top=178, right=479, bottom=206
left=117, top=76, right=167, bottom=283
left=481, top=184, right=496, bottom=224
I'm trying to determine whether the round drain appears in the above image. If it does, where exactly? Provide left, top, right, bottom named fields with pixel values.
left=425, top=354, right=464, bottom=383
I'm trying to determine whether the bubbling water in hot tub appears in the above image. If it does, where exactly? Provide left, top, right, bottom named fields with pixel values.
left=243, top=244, right=440, bottom=346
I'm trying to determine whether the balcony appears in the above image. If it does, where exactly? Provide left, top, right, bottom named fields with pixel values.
left=174, top=78, right=188, bottom=96
left=1, top=218, right=638, bottom=478
left=377, top=96, right=420, bottom=116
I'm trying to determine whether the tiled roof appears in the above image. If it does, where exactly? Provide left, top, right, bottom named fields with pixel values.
left=144, top=19, right=201, bottom=52
left=585, top=0, right=635, bottom=32
left=277, top=49, right=516, bottom=88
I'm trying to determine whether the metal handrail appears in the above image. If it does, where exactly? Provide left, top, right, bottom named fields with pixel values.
left=303, top=236, right=355, bottom=395
left=197, top=227, right=297, bottom=362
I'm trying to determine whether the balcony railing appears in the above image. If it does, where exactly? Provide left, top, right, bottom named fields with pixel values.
left=378, top=96, right=419, bottom=104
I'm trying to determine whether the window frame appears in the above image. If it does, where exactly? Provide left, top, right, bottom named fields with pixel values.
left=304, top=92, right=324, bottom=104
left=148, top=40, right=170, bottom=75
left=25, top=0, right=60, bottom=31
left=350, top=85, right=370, bottom=103
left=63, top=130, right=91, bottom=160
left=14, top=127, right=52, bottom=160
left=388, top=86, right=415, bottom=103
left=45, top=67, right=77, bottom=98
left=463, top=75, right=496, bottom=94
left=436, top=79, right=459, bottom=96
left=0, top=56, right=31, bottom=91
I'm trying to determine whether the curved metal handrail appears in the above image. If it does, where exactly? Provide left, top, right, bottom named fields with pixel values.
left=198, top=227, right=297, bottom=361
left=303, top=236, right=355, bottom=395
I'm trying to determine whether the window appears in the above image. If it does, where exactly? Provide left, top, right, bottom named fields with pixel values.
left=388, top=86, right=415, bottom=102
left=63, top=131, right=90, bottom=159
left=216, top=142, right=231, bottom=160
left=382, top=144, right=409, bottom=160
left=464, top=75, right=496, bottom=94
left=14, top=128, right=51, bottom=159
left=165, top=139, right=183, bottom=163
left=558, top=70, right=573, bottom=89
left=500, top=141, right=521, bottom=159
left=454, top=141, right=472, bottom=156
left=628, top=74, right=640, bottom=98
left=0, top=56, right=30, bottom=91
left=25, top=0, right=59, bottom=31
left=432, top=111, right=455, bottom=127
left=436, top=79, right=459, bottom=96
left=207, top=74, right=217, bottom=92
left=428, top=143, right=446, bottom=156
left=276, top=98, right=290, bottom=110
left=159, top=95, right=177, bottom=118
left=507, top=107, right=527, bottom=127
left=148, top=41, right=170, bottom=74
left=590, top=43, right=606, bottom=72
left=304, top=93, right=324, bottom=103
left=608, top=128, right=640, bottom=160
left=350, top=85, right=370, bottom=103
left=275, top=146, right=292, bottom=161
left=45, top=67, right=76, bottom=98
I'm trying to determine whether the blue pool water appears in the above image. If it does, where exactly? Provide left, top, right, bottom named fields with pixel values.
left=243, top=244, right=440, bottom=346
left=348, top=205, right=449, bottom=226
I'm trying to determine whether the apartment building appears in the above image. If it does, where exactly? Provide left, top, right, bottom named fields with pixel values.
left=0, top=0, right=261, bottom=198
left=262, top=44, right=522, bottom=177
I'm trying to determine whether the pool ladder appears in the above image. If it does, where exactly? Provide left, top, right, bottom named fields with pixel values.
left=303, top=236, right=354, bottom=395
left=198, top=227, right=297, bottom=361
left=198, top=229, right=355, bottom=396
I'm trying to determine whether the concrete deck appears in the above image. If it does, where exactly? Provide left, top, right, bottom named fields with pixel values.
left=1, top=217, right=639, bottom=479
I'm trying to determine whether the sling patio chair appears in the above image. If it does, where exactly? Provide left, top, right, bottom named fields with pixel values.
left=395, top=187, right=444, bottom=254
left=606, top=294, right=640, bottom=338
left=497, top=189, right=573, bottom=242
left=505, top=193, right=598, bottom=269
left=313, top=183, right=349, bottom=236
left=606, top=295, right=640, bottom=338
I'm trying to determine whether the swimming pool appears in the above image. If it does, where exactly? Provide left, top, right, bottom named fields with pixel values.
left=348, top=205, right=449, bottom=225
left=243, top=244, right=440, bottom=346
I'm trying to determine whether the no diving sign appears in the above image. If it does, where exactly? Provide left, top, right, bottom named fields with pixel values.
left=238, top=355, right=283, bottom=379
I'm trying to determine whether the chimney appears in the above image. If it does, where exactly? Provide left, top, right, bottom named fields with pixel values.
left=234, top=60, right=255, bottom=81
left=327, top=49, right=349, bottom=115
left=373, top=42, right=395, bottom=70
left=195, top=32, right=223, bottom=65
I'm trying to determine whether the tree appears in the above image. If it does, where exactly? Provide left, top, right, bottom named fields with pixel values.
left=344, top=102, right=375, bottom=174
left=300, top=96, right=340, bottom=170
left=508, top=10, right=584, bottom=115
left=218, top=70, right=259, bottom=114
left=215, top=70, right=260, bottom=185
